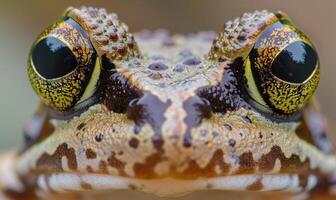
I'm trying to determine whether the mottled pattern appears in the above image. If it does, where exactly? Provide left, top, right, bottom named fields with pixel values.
left=4, top=6, right=336, bottom=199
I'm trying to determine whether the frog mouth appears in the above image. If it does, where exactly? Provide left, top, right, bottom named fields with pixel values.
left=35, top=172, right=318, bottom=196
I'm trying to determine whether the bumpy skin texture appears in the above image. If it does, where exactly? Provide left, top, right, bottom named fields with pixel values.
left=1, top=6, right=336, bottom=200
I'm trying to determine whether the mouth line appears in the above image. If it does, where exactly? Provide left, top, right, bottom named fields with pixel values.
left=36, top=173, right=318, bottom=196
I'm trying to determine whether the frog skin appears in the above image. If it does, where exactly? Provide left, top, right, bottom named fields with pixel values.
left=0, top=6, right=336, bottom=200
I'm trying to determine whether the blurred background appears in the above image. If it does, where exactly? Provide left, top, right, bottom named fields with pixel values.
left=0, top=0, right=335, bottom=149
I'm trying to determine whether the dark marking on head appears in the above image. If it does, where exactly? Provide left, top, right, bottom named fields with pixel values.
left=85, top=149, right=97, bottom=159
left=100, top=56, right=141, bottom=113
left=224, top=123, right=233, bottom=131
left=148, top=62, right=168, bottom=71
left=197, top=64, right=250, bottom=114
left=76, top=122, right=86, bottom=131
left=95, top=133, right=104, bottom=142
left=259, top=132, right=263, bottom=139
left=182, top=57, right=201, bottom=65
left=235, top=152, right=256, bottom=174
left=182, top=149, right=229, bottom=178
left=242, top=115, right=252, bottom=123
left=133, top=152, right=165, bottom=179
left=182, top=96, right=212, bottom=147
left=127, top=93, right=171, bottom=151
left=36, top=143, right=77, bottom=171
left=258, top=146, right=310, bottom=173
left=129, top=137, right=139, bottom=149
left=80, top=182, right=93, bottom=190
left=107, top=152, right=126, bottom=176
left=246, top=179, right=263, bottom=191
left=99, top=160, right=109, bottom=174
left=86, top=165, right=94, bottom=173
left=228, top=139, right=236, bottom=147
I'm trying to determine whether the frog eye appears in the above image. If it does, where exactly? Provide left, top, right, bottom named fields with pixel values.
left=28, top=17, right=100, bottom=111
left=244, top=20, right=320, bottom=114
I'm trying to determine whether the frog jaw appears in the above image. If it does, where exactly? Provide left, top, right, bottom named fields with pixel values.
left=35, top=173, right=317, bottom=196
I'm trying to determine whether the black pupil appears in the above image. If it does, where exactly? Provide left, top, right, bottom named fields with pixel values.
left=32, top=37, right=77, bottom=79
left=271, top=41, right=318, bottom=83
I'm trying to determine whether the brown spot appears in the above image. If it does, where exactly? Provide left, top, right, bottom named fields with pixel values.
left=246, top=179, right=263, bottom=191
left=99, top=160, right=108, bottom=174
left=86, top=166, right=94, bottom=173
left=235, top=152, right=256, bottom=174
left=95, top=133, right=104, bottom=142
left=182, top=149, right=229, bottom=178
left=258, top=132, right=263, bottom=139
left=129, top=137, right=139, bottom=149
left=80, top=182, right=92, bottom=190
left=133, top=152, right=164, bottom=179
left=237, top=32, right=248, bottom=42
left=228, top=139, right=236, bottom=147
left=108, top=152, right=126, bottom=176
left=128, top=184, right=137, bottom=190
left=36, top=143, right=77, bottom=172
left=76, top=123, right=86, bottom=131
left=258, top=146, right=310, bottom=173
left=85, top=149, right=97, bottom=159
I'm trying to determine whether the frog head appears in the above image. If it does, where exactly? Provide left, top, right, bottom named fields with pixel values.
left=12, top=7, right=336, bottom=197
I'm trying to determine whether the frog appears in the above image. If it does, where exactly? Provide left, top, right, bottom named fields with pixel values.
left=0, top=6, right=335, bottom=200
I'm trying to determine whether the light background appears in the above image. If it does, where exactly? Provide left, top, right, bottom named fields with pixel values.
left=0, top=0, right=335, bottom=149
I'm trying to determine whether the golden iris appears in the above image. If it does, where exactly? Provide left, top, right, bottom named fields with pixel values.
left=244, top=17, right=320, bottom=114
left=28, top=17, right=101, bottom=111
